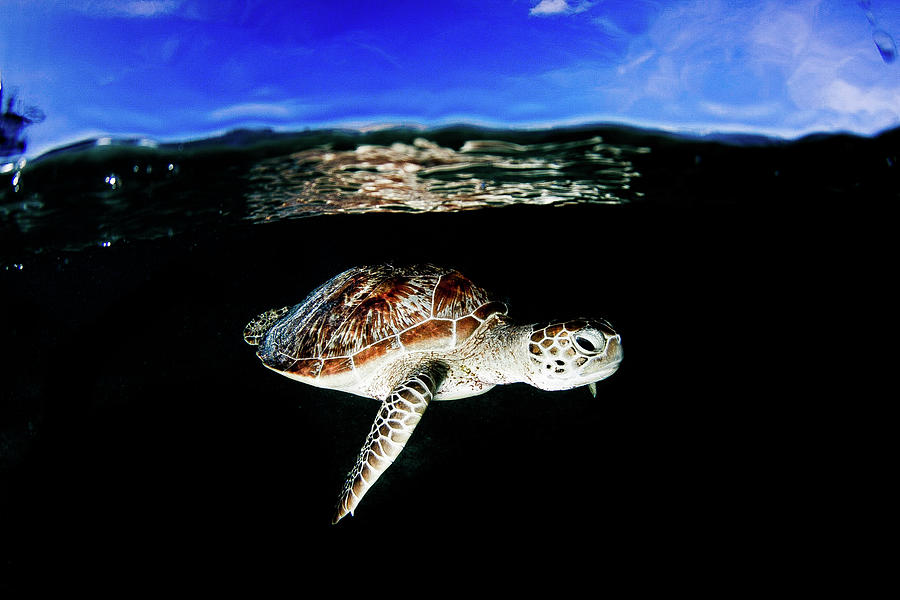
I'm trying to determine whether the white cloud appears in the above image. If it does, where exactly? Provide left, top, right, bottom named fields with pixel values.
left=592, top=0, right=900, bottom=135
left=530, top=1, right=593, bottom=17
left=209, top=103, right=293, bottom=122
left=615, top=50, right=655, bottom=76
left=68, top=1, right=182, bottom=18
left=699, top=101, right=781, bottom=120
left=531, top=0, right=569, bottom=15
left=823, top=78, right=900, bottom=116
left=120, top=1, right=180, bottom=17
left=750, top=9, right=812, bottom=61
left=593, top=16, right=629, bottom=39
left=208, top=101, right=322, bottom=124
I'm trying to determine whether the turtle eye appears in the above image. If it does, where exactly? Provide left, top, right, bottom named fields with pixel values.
left=573, top=332, right=603, bottom=355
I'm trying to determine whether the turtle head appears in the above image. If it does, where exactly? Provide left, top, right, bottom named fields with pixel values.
left=522, top=319, right=622, bottom=392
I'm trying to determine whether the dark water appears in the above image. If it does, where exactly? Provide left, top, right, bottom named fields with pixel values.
left=1, top=124, right=895, bottom=589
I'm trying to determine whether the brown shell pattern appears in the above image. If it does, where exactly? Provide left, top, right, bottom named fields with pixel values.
left=264, top=264, right=506, bottom=371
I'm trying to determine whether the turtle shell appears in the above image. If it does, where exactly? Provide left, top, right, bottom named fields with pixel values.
left=256, top=264, right=507, bottom=381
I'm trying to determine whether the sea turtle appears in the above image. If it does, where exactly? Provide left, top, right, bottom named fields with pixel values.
left=243, top=263, right=622, bottom=523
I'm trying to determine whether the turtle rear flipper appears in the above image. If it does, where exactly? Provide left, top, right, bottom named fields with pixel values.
left=243, top=306, right=291, bottom=345
left=333, top=365, right=446, bottom=524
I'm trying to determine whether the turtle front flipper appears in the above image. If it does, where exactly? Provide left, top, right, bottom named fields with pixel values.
left=333, top=365, right=446, bottom=524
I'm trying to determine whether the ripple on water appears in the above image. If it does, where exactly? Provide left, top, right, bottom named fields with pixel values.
left=243, top=136, right=646, bottom=222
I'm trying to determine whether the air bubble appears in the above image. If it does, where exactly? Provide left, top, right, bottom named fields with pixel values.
left=104, top=174, right=121, bottom=190
left=873, top=29, right=897, bottom=63
left=858, top=2, right=897, bottom=63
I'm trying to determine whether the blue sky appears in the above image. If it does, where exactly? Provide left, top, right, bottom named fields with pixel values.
left=1, top=0, right=898, bottom=155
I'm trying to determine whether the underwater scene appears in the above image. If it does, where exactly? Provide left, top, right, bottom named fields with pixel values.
left=2, top=122, right=895, bottom=586
left=2, top=0, right=898, bottom=591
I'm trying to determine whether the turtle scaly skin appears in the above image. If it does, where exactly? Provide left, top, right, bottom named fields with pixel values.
left=333, top=367, right=444, bottom=523
left=244, top=264, right=622, bottom=522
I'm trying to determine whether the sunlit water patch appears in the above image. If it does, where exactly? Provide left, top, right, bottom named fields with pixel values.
left=244, top=135, right=646, bottom=221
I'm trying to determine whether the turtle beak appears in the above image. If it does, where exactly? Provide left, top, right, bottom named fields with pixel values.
left=588, top=382, right=597, bottom=398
